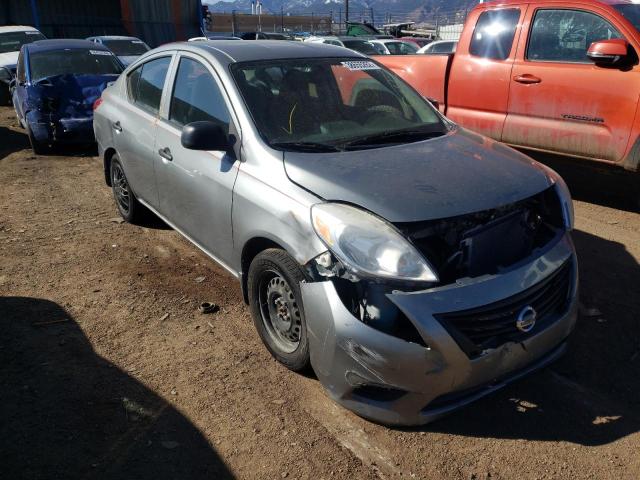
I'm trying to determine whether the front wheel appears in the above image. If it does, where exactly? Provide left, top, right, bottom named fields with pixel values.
left=26, top=124, right=49, bottom=155
left=248, top=249, right=310, bottom=372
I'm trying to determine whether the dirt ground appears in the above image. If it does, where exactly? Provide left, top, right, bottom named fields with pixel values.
left=1, top=105, right=639, bottom=480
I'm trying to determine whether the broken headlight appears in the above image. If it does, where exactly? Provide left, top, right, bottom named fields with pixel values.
left=311, top=202, right=438, bottom=283
left=539, top=165, right=574, bottom=230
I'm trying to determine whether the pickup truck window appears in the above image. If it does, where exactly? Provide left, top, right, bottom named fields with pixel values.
left=527, top=9, right=621, bottom=63
left=469, top=9, right=520, bottom=60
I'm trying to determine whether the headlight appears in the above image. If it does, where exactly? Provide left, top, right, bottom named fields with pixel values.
left=0, top=67, right=11, bottom=82
left=540, top=165, right=574, bottom=230
left=311, top=203, right=438, bottom=282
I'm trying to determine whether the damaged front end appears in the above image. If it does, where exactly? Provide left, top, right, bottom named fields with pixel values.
left=302, top=185, right=578, bottom=425
left=25, top=74, right=116, bottom=146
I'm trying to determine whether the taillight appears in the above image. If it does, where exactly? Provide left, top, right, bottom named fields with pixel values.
left=93, top=97, right=103, bottom=111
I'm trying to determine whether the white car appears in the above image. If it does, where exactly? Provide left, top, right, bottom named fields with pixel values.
left=86, top=35, right=151, bottom=67
left=305, top=36, right=379, bottom=55
left=417, top=40, right=458, bottom=55
left=369, top=39, right=419, bottom=55
left=0, top=25, right=45, bottom=104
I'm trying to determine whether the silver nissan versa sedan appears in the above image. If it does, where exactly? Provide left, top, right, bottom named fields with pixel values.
left=93, top=41, right=578, bottom=426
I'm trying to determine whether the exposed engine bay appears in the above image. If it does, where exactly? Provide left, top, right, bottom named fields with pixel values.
left=307, top=186, right=565, bottom=343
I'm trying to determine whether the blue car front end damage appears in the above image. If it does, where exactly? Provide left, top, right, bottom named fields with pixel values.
left=22, top=74, right=117, bottom=145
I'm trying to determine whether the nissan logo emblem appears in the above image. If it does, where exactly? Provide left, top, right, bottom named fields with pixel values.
left=516, top=305, right=537, bottom=333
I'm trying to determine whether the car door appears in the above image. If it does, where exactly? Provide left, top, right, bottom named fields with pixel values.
left=154, top=53, right=240, bottom=268
left=502, top=6, right=638, bottom=162
left=446, top=6, right=525, bottom=139
left=113, top=54, right=173, bottom=207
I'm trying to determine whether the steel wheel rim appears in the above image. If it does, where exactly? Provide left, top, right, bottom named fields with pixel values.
left=112, top=163, right=130, bottom=215
left=258, top=269, right=302, bottom=354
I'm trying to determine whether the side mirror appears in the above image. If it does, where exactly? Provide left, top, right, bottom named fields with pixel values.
left=426, top=97, right=439, bottom=110
left=181, top=121, right=230, bottom=151
left=587, top=39, right=628, bottom=65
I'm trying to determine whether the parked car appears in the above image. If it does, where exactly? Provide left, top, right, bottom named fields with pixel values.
left=398, top=36, right=432, bottom=48
left=369, top=39, right=419, bottom=55
left=376, top=0, right=640, bottom=185
left=94, top=40, right=577, bottom=426
left=13, top=39, right=123, bottom=153
left=188, top=34, right=242, bottom=41
left=305, top=36, right=380, bottom=55
left=0, top=25, right=46, bottom=105
left=417, top=40, right=457, bottom=55
left=86, top=35, right=150, bottom=66
left=240, top=32, right=289, bottom=40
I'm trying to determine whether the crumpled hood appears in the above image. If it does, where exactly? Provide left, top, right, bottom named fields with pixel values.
left=283, top=128, right=553, bottom=223
left=27, top=74, right=119, bottom=117
left=0, top=51, right=19, bottom=68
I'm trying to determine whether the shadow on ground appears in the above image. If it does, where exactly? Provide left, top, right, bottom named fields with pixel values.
left=0, top=126, right=30, bottom=160
left=415, top=229, right=640, bottom=446
left=0, top=297, right=234, bottom=479
left=524, top=149, right=639, bottom=213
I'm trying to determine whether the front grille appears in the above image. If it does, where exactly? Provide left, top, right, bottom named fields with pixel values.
left=435, top=260, right=572, bottom=358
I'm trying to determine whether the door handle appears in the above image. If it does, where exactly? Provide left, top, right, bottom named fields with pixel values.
left=513, top=74, right=542, bottom=84
left=158, top=147, right=173, bottom=161
left=113, top=121, right=122, bottom=132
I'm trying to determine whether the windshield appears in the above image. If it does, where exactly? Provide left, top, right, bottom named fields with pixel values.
left=615, top=4, right=640, bottom=31
left=102, top=39, right=149, bottom=56
left=0, top=31, right=45, bottom=54
left=231, top=57, right=447, bottom=151
left=342, top=40, right=379, bottom=55
left=29, top=49, right=123, bottom=82
left=384, top=41, right=419, bottom=54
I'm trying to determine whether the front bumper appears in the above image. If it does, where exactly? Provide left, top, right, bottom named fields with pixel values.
left=27, top=111, right=95, bottom=145
left=302, top=233, right=578, bottom=426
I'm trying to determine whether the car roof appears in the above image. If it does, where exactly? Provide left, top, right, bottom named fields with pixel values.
left=480, top=0, right=635, bottom=7
left=87, top=35, right=142, bottom=41
left=0, top=25, right=40, bottom=34
left=154, top=40, right=364, bottom=64
left=25, top=39, right=110, bottom=53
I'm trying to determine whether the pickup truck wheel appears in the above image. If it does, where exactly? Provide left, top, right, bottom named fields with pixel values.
left=248, top=249, right=310, bottom=372
left=26, top=124, right=49, bottom=155
left=110, top=155, right=145, bottom=224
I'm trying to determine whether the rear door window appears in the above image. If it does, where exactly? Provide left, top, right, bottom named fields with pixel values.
left=469, top=8, right=521, bottom=60
left=169, top=57, right=230, bottom=130
left=128, top=56, right=171, bottom=114
left=527, top=9, right=622, bottom=62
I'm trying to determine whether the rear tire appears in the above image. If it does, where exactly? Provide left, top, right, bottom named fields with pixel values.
left=248, top=249, right=311, bottom=372
left=110, top=155, right=146, bottom=224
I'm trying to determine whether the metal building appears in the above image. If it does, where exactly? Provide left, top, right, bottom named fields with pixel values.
left=0, top=0, right=202, bottom=46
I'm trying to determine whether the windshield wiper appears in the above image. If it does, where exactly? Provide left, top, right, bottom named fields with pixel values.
left=342, top=128, right=446, bottom=150
left=270, top=141, right=342, bottom=153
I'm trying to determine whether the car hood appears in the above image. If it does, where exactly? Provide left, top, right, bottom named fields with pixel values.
left=0, top=51, right=19, bottom=68
left=283, top=128, right=553, bottom=223
left=25, top=74, right=119, bottom=117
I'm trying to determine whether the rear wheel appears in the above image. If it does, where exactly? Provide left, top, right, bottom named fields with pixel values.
left=248, top=249, right=310, bottom=372
left=110, top=155, right=146, bottom=224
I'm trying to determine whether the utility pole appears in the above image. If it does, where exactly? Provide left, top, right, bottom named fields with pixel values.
left=345, top=0, right=349, bottom=23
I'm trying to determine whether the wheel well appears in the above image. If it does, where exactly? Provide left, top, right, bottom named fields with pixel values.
left=104, top=148, right=116, bottom=186
left=240, top=237, right=285, bottom=304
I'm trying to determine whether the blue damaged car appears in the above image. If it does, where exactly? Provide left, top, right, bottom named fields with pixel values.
left=12, top=39, right=123, bottom=153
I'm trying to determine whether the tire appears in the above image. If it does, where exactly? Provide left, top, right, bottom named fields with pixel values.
left=248, top=248, right=311, bottom=372
left=110, top=155, right=146, bottom=224
left=26, top=124, right=49, bottom=155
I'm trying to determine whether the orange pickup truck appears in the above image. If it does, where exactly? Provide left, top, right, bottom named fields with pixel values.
left=376, top=0, right=640, bottom=176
